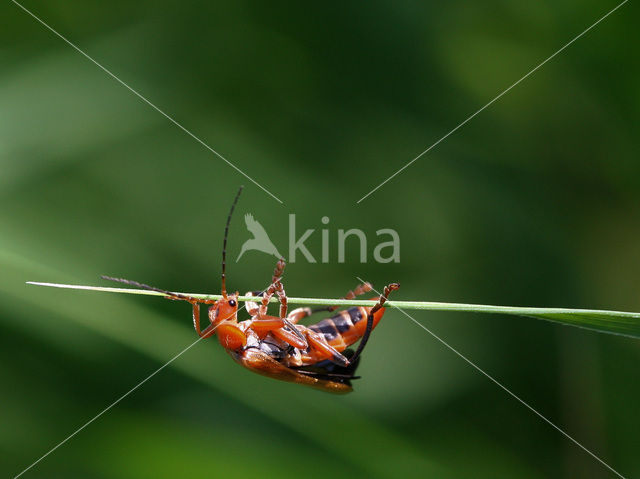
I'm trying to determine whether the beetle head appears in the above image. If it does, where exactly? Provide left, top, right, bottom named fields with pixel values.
left=208, top=292, right=239, bottom=326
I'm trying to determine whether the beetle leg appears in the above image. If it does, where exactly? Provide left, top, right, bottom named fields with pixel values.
left=271, top=258, right=288, bottom=318
left=269, top=272, right=304, bottom=344
left=258, top=283, right=278, bottom=317
left=258, top=258, right=286, bottom=317
left=349, top=283, right=400, bottom=364
left=248, top=275, right=300, bottom=341
left=259, top=280, right=288, bottom=318
left=244, top=291, right=262, bottom=316
left=192, top=302, right=204, bottom=336
left=304, top=330, right=350, bottom=367
left=271, top=326, right=308, bottom=350
left=286, top=307, right=314, bottom=324
left=286, top=282, right=374, bottom=325
left=191, top=302, right=220, bottom=338
left=274, top=280, right=287, bottom=319
left=250, top=317, right=285, bottom=333
left=250, top=317, right=308, bottom=349
left=320, top=282, right=374, bottom=313
left=271, top=257, right=286, bottom=284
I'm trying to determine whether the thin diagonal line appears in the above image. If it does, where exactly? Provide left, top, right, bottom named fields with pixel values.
left=13, top=276, right=277, bottom=478
left=356, top=277, right=625, bottom=479
left=11, top=0, right=283, bottom=205
left=356, top=0, right=629, bottom=204
left=13, top=335, right=204, bottom=479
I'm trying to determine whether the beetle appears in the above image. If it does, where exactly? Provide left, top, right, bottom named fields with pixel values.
left=103, top=187, right=399, bottom=393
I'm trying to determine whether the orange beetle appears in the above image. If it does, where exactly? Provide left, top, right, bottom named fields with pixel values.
left=104, top=188, right=398, bottom=393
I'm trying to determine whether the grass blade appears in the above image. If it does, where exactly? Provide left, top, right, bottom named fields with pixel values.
left=27, top=281, right=640, bottom=339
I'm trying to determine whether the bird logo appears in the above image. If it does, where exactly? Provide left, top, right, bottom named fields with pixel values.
left=236, top=213, right=283, bottom=262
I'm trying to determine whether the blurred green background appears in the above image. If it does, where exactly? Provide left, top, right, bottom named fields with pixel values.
left=2, top=1, right=639, bottom=477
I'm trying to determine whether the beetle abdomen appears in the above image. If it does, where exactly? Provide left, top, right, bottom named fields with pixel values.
left=309, top=305, right=383, bottom=350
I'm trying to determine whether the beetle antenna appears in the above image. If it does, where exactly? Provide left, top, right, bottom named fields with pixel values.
left=101, top=275, right=198, bottom=302
left=221, top=186, right=243, bottom=297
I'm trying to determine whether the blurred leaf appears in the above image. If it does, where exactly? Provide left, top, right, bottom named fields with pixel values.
left=2, top=253, right=445, bottom=478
